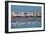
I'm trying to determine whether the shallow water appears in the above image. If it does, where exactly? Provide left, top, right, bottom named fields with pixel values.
left=11, top=17, right=41, bottom=29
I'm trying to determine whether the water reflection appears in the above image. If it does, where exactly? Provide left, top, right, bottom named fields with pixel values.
left=11, top=17, right=41, bottom=29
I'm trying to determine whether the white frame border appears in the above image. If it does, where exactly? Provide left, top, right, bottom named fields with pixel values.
left=8, top=3, right=44, bottom=32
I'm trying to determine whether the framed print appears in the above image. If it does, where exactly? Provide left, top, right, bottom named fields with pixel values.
left=5, top=1, right=45, bottom=33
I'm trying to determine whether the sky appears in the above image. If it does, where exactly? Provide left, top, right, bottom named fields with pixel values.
left=11, top=5, right=41, bottom=13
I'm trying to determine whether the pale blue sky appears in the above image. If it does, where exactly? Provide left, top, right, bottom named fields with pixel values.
left=11, top=5, right=41, bottom=13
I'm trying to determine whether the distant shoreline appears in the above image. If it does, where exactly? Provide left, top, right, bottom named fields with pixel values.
left=11, top=16, right=41, bottom=18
